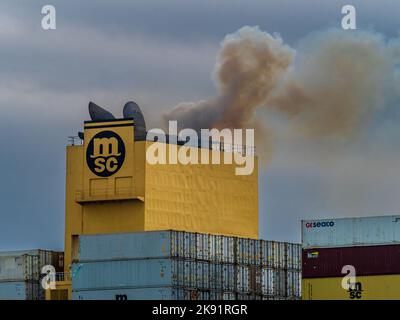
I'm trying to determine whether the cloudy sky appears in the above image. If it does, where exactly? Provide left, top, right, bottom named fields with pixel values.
left=1, top=0, right=400, bottom=250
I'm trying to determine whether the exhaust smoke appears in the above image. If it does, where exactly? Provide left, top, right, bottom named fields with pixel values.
left=163, top=26, right=400, bottom=161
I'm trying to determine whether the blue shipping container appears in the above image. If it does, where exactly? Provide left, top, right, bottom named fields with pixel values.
left=74, top=287, right=173, bottom=300
left=71, top=259, right=301, bottom=298
left=302, top=215, right=400, bottom=249
left=73, top=287, right=238, bottom=300
left=74, top=231, right=302, bottom=300
left=78, top=231, right=172, bottom=261
left=0, top=282, right=27, bottom=300
left=72, top=259, right=241, bottom=292
left=78, top=231, right=301, bottom=271
left=0, top=281, right=42, bottom=300
left=72, top=259, right=173, bottom=291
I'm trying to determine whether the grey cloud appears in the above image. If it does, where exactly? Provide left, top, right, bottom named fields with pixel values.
left=1, top=1, right=400, bottom=250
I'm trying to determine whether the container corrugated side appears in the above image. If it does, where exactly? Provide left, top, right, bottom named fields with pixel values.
left=72, top=259, right=173, bottom=291
left=78, top=231, right=172, bottom=262
left=0, top=281, right=27, bottom=300
left=0, top=249, right=42, bottom=257
left=0, top=255, right=37, bottom=281
left=0, top=281, right=42, bottom=300
left=72, top=259, right=301, bottom=299
left=79, top=231, right=238, bottom=263
left=73, top=286, right=295, bottom=300
left=303, top=244, right=400, bottom=278
left=37, top=250, right=64, bottom=273
left=73, top=259, right=241, bottom=292
left=73, top=287, right=174, bottom=300
left=73, top=287, right=240, bottom=300
left=302, top=215, right=400, bottom=249
left=302, top=275, right=400, bottom=300
left=0, top=250, right=64, bottom=281
left=78, top=231, right=301, bottom=271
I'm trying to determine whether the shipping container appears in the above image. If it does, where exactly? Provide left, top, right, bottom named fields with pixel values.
left=74, top=287, right=174, bottom=300
left=0, top=281, right=43, bottom=300
left=78, top=230, right=301, bottom=270
left=73, top=286, right=298, bottom=301
left=0, top=250, right=63, bottom=282
left=286, top=243, right=302, bottom=270
left=72, top=259, right=174, bottom=291
left=74, top=231, right=301, bottom=300
left=73, top=287, right=239, bottom=300
left=71, top=258, right=301, bottom=299
left=77, top=232, right=172, bottom=262
left=303, top=245, right=400, bottom=278
left=78, top=231, right=239, bottom=262
left=0, top=254, right=37, bottom=281
left=287, top=270, right=301, bottom=297
left=302, top=215, right=400, bottom=249
left=302, top=275, right=400, bottom=300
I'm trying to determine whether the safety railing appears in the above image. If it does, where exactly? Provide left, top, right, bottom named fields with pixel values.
left=210, top=141, right=256, bottom=156
left=67, top=136, right=82, bottom=146
left=55, top=272, right=72, bottom=282
left=146, top=134, right=256, bottom=156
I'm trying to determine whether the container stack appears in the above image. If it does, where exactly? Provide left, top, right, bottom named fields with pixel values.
left=72, top=231, right=301, bottom=300
left=0, top=250, right=64, bottom=300
left=302, top=215, right=400, bottom=300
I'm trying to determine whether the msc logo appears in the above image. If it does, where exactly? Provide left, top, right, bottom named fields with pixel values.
left=86, top=131, right=125, bottom=177
left=348, top=282, right=363, bottom=299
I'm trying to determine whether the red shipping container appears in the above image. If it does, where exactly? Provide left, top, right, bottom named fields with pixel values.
left=303, top=245, right=400, bottom=278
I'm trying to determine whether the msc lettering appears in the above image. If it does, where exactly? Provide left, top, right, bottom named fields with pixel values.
left=348, top=282, right=363, bottom=299
left=86, top=131, right=126, bottom=177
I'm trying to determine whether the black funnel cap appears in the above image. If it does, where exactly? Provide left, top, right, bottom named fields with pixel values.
left=88, top=101, right=115, bottom=121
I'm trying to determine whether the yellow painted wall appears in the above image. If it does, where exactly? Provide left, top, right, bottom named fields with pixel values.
left=64, top=119, right=259, bottom=273
left=64, top=119, right=146, bottom=271
left=64, top=145, right=83, bottom=272
left=303, top=275, right=400, bottom=300
left=45, top=281, right=72, bottom=300
left=144, top=142, right=258, bottom=238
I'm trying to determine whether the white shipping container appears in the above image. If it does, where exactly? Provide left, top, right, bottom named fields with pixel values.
left=0, top=254, right=39, bottom=281
left=0, top=250, right=63, bottom=282
left=302, top=215, right=400, bottom=248
left=79, top=231, right=301, bottom=270
left=72, top=258, right=301, bottom=299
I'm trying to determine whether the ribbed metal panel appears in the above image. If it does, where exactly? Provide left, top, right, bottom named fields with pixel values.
left=73, top=287, right=243, bottom=300
left=303, top=245, right=400, bottom=278
left=78, top=231, right=301, bottom=270
left=73, top=231, right=302, bottom=300
left=73, top=259, right=287, bottom=293
left=0, top=250, right=64, bottom=282
left=303, top=275, right=400, bottom=300
left=72, top=259, right=173, bottom=290
left=302, top=215, right=400, bottom=249
left=0, top=281, right=43, bottom=300
left=78, top=231, right=172, bottom=262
